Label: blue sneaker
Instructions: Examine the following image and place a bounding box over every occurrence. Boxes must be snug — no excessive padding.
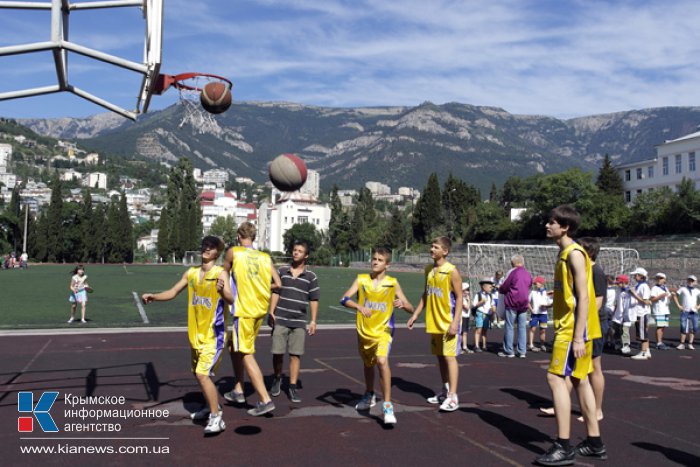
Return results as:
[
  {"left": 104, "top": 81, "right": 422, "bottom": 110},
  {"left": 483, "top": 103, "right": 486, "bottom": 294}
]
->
[
  {"left": 355, "top": 392, "right": 376, "bottom": 411},
  {"left": 383, "top": 402, "right": 396, "bottom": 424}
]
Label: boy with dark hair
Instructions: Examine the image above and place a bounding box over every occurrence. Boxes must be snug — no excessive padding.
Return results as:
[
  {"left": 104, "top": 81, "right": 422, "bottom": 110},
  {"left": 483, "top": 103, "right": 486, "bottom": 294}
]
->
[
  {"left": 536, "top": 205, "right": 605, "bottom": 466},
  {"left": 142, "top": 236, "right": 233, "bottom": 434},
  {"left": 340, "top": 246, "right": 414, "bottom": 425},
  {"left": 408, "top": 236, "right": 463, "bottom": 412},
  {"left": 268, "top": 239, "right": 320, "bottom": 403}
]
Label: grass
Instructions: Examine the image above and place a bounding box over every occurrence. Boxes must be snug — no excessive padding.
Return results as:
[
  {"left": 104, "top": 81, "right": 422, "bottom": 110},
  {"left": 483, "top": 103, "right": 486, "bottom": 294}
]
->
[{"left": 0, "top": 264, "right": 425, "bottom": 329}]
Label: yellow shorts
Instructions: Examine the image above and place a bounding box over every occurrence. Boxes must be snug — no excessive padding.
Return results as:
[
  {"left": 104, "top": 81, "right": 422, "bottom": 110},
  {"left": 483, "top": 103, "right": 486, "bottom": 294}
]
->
[
  {"left": 230, "top": 316, "right": 263, "bottom": 354},
  {"left": 191, "top": 346, "right": 224, "bottom": 376},
  {"left": 548, "top": 339, "right": 593, "bottom": 380},
  {"left": 357, "top": 332, "right": 392, "bottom": 367},
  {"left": 431, "top": 333, "right": 460, "bottom": 357}
]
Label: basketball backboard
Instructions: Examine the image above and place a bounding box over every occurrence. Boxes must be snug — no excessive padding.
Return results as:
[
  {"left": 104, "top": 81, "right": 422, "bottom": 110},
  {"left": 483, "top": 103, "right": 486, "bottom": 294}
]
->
[{"left": 0, "top": 0, "right": 163, "bottom": 120}]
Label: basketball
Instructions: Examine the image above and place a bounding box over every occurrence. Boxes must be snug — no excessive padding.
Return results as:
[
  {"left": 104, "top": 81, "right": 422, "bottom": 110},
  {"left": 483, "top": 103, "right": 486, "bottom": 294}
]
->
[
  {"left": 269, "top": 154, "right": 308, "bottom": 192},
  {"left": 200, "top": 81, "right": 232, "bottom": 114},
  {"left": 85, "top": 286, "right": 94, "bottom": 294}
]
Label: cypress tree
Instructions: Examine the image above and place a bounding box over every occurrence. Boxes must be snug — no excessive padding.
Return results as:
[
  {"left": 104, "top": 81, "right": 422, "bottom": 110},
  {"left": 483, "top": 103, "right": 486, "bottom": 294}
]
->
[
  {"left": 413, "top": 173, "right": 443, "bottom": 243},
  {"left": 596, "top": 154, "right": 624, "bottom": 196},
  {"left": 118, "top": 192, "right": 134, "bottom": 262},
  {"left": 80, "top": 190, "right": 93, "bottom": 262},
  {"left": 45, "top": 174, "right": 64, "bottom": 262}
]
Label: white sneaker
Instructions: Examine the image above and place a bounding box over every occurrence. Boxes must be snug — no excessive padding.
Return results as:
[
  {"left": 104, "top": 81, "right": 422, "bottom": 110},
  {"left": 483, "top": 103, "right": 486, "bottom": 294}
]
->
[
  {"left": 621, "top": 345, "right": 631, "bottom": 355},
  {"left": 203, "top": 411, "right": 225, "bottom": 434},
  {"left": 355, "top": 392, "right": 376, "bottom": 411},
  {"left": 427, "top": 383, "right": 449, "bottom": 404},
  {"left": 676, "top": 343, "right": 686, "bottom": 350},
  {"left": 67, "top": 317, "right": 75, "bottom": 323},
  {"left": 190, "top": 404, "right": 221, "bottom": 420},
  {"left": 383, "top": 402, "right": 397, "bottom": 425},
  {"left": 439, "top": 393, "right": 459, "bottom": 412},
  {"left": 631, "top": 351, "right": 649, "bottom": 360},
  {"left": 688, "top": 344, "right": 696, "bottom": 350}
]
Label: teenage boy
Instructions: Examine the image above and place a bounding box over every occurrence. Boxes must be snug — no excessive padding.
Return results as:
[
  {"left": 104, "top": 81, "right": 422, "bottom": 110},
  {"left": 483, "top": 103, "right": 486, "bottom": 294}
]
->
[
  {"left": 223, "top": 222, "right": 282, "bottom": 416},
  {"left": 408, "top": 236, "right": 463, "bottom": 412},
  {"left": 650, "top": 273, "right": 671, "bottom": 350},
  {"left": 340, "top": 246, "right": 414, "bottom": 425},
  {"left": 268, "top": 240, "right": 320, "bottom": 403},
  {"left": 536, "top": 205, "right": 605, "bottom": 466},
  {"left": 142, "top": 236, "right": 233, "bottom": 434}
]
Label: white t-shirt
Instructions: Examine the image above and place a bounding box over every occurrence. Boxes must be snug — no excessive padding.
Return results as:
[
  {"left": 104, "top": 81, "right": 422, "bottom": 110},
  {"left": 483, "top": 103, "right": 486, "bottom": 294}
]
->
[
  {"left": 605, "top": 287, "right": 617, "bottom": 312},
  {"left": 629, "top": 281, "right": 651, "bottom": 318},
  {"left": 677, "top": 286, "right": 700, "bottom": 312},
  {"left": 462, "top": 293, "right": 471, "bottom": 318},
  {"left": 650, "top": 285, "right": 670, "bottom": 316},
  {"left": 613, "top": 289, "right": 631, "bottom": 324},
  {"left": 71, "top": 274, "right": 88, "bottom": 291},
  {"left": 529, "top": 289, "right": 552, "bottom": 315},
  {"left": 472, "top": 291, "right": 494, "bottom": 315}
]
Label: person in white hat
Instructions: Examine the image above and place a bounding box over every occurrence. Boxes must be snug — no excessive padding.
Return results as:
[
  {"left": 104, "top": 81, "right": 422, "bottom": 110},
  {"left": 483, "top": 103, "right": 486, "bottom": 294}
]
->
[
  {"left": 629, "top": 267, "right": 652, "bottom": 360},
  {"left": 672, "top": 275, "right": 700, "bottom": 350},
  {"left": 650, "top": 273, "right": 672, "bottom": 350}
]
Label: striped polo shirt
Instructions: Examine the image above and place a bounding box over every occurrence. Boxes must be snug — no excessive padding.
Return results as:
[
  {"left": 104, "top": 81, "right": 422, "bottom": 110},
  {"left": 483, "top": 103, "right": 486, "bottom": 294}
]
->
[{"left": 272, "top": 265, "right": 320, "bottom": 329}]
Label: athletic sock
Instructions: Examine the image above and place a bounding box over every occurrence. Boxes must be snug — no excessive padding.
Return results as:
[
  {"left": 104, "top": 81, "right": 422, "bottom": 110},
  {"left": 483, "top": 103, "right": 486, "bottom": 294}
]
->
[
  {"left": 289, "top": 383, "right": 297, "bottom": 389},
  {"left": 587, "top": 436, "right": 603, "bottom": 448},
  {"left": 556, "top": 438, "right": 570, "bottom": 449}
]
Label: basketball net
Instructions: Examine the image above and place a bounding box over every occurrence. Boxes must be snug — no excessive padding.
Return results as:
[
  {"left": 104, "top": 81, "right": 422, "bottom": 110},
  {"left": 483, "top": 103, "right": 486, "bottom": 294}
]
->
[{"left": 175, "top": 75, "right": 226, "bottom": 135}]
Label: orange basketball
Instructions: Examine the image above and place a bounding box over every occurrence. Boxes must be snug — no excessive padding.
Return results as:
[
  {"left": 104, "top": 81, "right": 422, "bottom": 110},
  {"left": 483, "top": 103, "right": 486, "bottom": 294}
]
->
[{"left": 200, "top": 82, "right": 232, "bottom": 114}]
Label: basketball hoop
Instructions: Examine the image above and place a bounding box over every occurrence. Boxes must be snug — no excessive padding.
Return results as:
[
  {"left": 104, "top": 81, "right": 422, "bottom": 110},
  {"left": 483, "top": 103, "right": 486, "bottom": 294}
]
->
[{"left": 153, "top": 72, "right": 233, "bottom": 134}]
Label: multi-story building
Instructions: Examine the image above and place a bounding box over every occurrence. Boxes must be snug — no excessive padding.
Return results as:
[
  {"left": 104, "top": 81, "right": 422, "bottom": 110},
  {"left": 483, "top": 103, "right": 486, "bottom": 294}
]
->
[
  {"left": 300, "top": 169, "right": 320, "bottom": 197},
  {"left": 618, "top": 128, "right": 700, "bottom": 203},
  {"left": 365, "top": 181, "right": 390, "bottom": 196},
  {"left": 200, "top": 189, "right": 257, "bottom": 234},
  {"left": 202, "top": 169, "right": 229, "bottom": 187},
  {"left": 83, "top": 172, "right": 108, "bottom": 190},
  {"left": 258, "top": 192, "right": 331, "bottom": 253},
  {"left": 0, "top": 143, "right": 11, "bottom": 171}
]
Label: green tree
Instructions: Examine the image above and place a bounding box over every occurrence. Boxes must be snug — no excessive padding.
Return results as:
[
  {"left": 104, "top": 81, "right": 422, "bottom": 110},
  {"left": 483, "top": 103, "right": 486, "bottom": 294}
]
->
[
  {"left": 80, "top": 190, "right": 94, "bottom": 262},
  {"left": 664, "top": 178, "right": 700, "bottom": 233},
  {"left": 383, "top": 205, "right": 408, "bottom": 250},
  {"left": 596, "top": 154, "right": 624, "bottom": 196},
  {"left": 282, "top": 222, "right": 321, "bottom": 256},
  {"left": 209, "top": 215, "right": 237, "bottom": 243},
  {"left": 413, "top": 173, "right": 443, "bottom": 243},
  {"left": 627, "top": 187, "right": 674, "bottom": 234},
  {"left": 45, "top": 174, "right": 64, "bottom": 262},
  {"left": 117, "top": 192, "right": 134, "bottom": 262},
  {"left": 328, "top": 185, "right": 351, "bottom": 254}
]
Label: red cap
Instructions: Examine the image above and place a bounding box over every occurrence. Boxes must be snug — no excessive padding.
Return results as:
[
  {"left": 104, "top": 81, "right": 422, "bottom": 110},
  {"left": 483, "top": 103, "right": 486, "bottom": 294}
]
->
[
  {"left": 533, "top": 276, "right": 546, "bottom": 284},
  {"left": 616, "top": 274, "right": 629, "bottom": 284}
]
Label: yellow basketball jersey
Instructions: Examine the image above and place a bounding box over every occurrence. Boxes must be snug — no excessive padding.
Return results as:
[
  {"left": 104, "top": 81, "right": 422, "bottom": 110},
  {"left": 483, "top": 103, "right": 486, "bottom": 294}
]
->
[
  {"left": 186, "top": 265, "right": 228, "bottom": 350},
  {"left": 230, "top": 246, "right": 273, "bottom": 319},
  {"left": 552, "top": 242, "right": 602, "bottom": 342},
  {"left": 356, "top": 274, "right": 397, "bottom": 340},
  {"left": 424, "top": 262, "right": 457, "bottom": 334}
]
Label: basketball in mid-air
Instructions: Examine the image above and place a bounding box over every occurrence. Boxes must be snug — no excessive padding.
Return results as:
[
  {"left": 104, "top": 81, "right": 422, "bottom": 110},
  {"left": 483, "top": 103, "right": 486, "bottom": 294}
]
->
[
  {"left": 200, "top": 81, "right": 232, "bottom": 114},
  {"left": 269, "top": 154, "right": 308, "bottom": 192}
]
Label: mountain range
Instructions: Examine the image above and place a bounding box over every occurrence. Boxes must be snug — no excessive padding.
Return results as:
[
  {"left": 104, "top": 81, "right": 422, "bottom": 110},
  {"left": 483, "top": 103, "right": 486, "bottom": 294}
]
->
[{"left": 17, "top": 102, "right": 700, "bottom": 194}]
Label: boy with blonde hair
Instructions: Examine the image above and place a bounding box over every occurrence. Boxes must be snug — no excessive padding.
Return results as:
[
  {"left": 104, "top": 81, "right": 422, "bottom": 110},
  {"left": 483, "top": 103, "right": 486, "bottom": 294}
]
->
[
  {"left": 408, "top": 236, "right": 463, "bottom": 412},
  {"left": 223, "top": 222, "right": 282, "bottom": 416},
  {"left": 340, "top": 246, "right": 414, "bottom": 425}
]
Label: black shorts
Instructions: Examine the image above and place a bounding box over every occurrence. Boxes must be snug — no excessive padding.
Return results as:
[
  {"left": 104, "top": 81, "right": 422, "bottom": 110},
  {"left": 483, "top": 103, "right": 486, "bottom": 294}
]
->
[
  {"left": 461, "top": 316, "right": 471, "bottom": 332},
  {"left": 592, "top": 337, "right": 604, "bottom": 358}
]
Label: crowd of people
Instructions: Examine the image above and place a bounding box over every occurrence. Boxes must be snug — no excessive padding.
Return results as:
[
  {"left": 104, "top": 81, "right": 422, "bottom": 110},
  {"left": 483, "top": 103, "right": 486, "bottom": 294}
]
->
[
  {"left": 2, "top": 251, "right": 28, "bottom": 269},
  {"left": 137, "top": 206, "right": 698, "bottom": 466}
]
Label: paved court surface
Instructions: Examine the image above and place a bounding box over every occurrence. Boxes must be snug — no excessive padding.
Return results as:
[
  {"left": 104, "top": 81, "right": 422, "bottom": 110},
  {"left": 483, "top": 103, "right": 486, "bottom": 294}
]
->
[{"left": 1, "top": 326, "right": 699, "bottom": 466}]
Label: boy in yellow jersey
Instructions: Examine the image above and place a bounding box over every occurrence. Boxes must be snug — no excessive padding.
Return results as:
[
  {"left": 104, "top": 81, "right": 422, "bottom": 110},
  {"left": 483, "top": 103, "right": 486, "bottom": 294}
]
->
[
  {"left": 407, "top": 236, "right": 463, "bottom": 412},
  {"left": 536, "top": 205, "right": 606, "bottom": 466},
  {"left": 222, "top": 222, "right": 282, "bottom": 416},
  {"left": 141, "top": 236, "right": 233, "bottom": 435},
  {"left": 340, "top": 246, "right": 414, "bottom": 425}
]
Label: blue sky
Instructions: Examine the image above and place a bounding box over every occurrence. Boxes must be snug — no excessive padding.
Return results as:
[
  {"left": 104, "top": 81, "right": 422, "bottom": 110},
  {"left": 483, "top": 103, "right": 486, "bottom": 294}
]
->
[{"left": 1, "top": 0, "right": 699, "bottom": 120}]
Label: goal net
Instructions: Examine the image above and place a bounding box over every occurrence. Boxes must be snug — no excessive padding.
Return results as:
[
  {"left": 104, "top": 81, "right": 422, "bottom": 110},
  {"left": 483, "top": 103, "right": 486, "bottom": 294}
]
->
[{"left": 466, "top": 243, "right": 639, "bottom": 288}]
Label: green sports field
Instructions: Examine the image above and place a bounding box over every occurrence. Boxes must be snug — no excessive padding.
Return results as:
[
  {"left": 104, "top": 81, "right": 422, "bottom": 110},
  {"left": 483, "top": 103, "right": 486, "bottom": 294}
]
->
[{"left": 0, "top": 265, "right": 425, "bottom": 329}]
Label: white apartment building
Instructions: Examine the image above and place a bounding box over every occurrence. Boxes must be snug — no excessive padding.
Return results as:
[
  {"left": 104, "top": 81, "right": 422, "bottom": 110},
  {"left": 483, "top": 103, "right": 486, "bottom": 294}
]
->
[
  {"left": 200, "top": 189, "right": 257, "bottom": 234},
  {"left": 300, "top": 169, "right": 320, "bottom": 197},
  {"left": 202, "top": 169, "right": 229, "bottom": 187},
  {"left": 365, "top": 181, "right": 390, "bottom": 196},
  {"left": 0, "top": 143, "right": 11, "bottom": 171},
  {"left": 618, "top": 128, "right": 700, "bottom": 203},
  {"left": 258, "top": 192, "right": 331, "bottom": 253}
]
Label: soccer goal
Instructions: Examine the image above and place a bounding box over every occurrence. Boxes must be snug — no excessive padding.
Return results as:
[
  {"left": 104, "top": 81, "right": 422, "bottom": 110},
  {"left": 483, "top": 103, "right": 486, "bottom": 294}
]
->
[
  {"left": 466, "top": 243, "right": 639, "bottom": 287},
  {"left": 182, "top": 251, "right": 226, "bottom": 266}
]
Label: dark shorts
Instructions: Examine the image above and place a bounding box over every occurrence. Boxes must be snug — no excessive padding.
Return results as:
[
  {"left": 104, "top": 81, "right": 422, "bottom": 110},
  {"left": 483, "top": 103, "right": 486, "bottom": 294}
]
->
[
  {"left": 635, "top": 314, "right": 650, "bottom": 341},
  {"left": 461, "top": 316, "right": 471, "bottom": 332}
]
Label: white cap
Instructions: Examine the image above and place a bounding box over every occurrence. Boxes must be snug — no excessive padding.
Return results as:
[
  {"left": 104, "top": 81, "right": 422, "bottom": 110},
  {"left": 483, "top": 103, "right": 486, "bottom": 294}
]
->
[
  {"left": 688, "top": 275, "right": 698, "bottom": 281},
  {"left": 655, "top": 272, "right": 666, "bottom": 279},
  {"left": 462, "top": 282, "right": 470, "bottom": 290},
  {"left": 630, "top": 267, "right": 648, "bottom": 277}
]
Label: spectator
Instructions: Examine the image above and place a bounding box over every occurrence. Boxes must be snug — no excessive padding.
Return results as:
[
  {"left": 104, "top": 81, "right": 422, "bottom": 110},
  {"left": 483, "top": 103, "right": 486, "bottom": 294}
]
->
[{"left": 497, "top": 255, "right": 533, "bottom": 358}]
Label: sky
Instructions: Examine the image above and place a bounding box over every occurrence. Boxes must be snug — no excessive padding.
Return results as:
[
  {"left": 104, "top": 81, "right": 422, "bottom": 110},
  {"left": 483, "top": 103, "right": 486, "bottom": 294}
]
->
[{"left": 0, "top": 0, "right": 699, "bottom": 120}]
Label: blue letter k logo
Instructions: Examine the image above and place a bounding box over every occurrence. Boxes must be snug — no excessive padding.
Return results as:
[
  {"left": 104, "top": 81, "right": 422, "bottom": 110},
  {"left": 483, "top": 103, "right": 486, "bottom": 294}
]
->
[{"left": 18, "top": 392, "right": 59, "bottom": 432}]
